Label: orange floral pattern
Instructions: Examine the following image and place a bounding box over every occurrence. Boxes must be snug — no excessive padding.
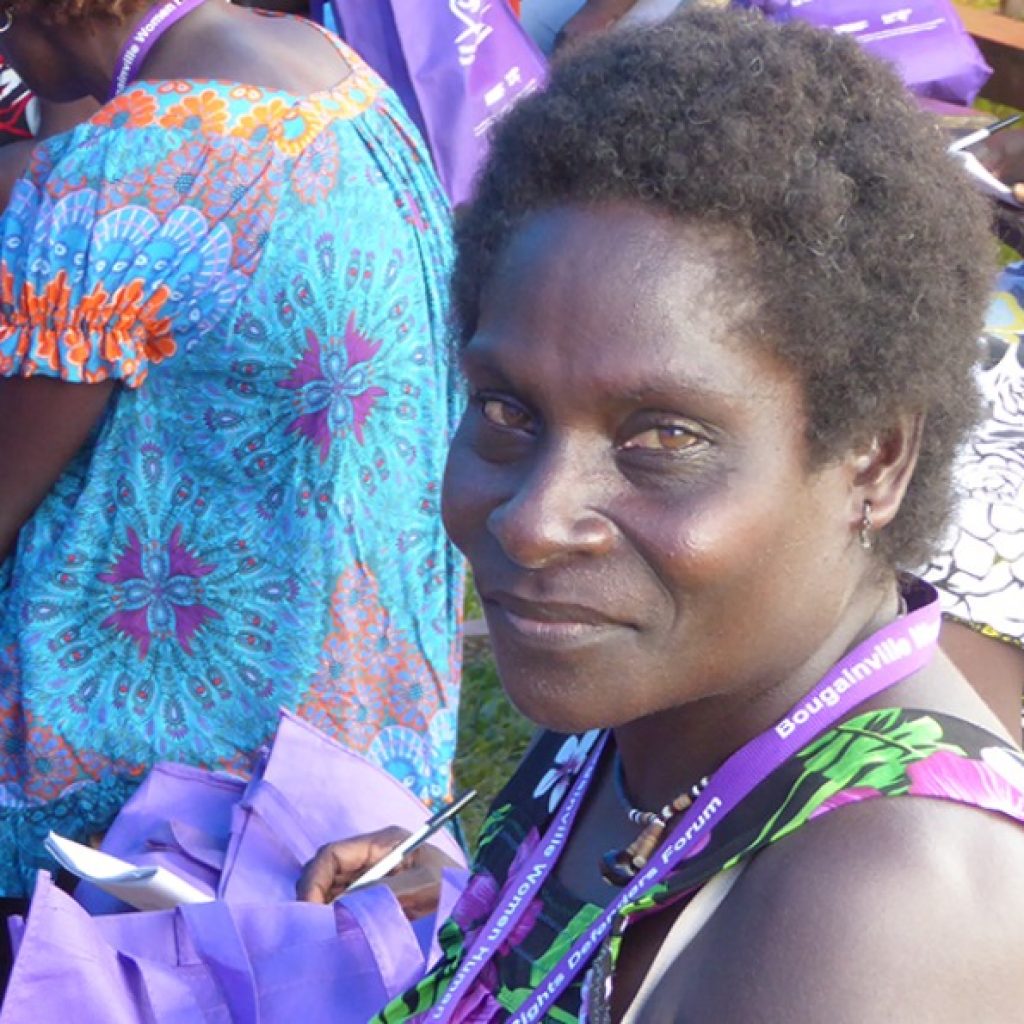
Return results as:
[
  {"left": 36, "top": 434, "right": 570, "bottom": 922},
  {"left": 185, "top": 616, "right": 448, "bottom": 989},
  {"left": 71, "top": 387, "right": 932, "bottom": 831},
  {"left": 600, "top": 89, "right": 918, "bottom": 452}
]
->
[
  {"left": 159, "top": 90, "right": 231, "bottom": 135},
  {"left": 93, "top": 89, "right": 159, "bottom": 130}
]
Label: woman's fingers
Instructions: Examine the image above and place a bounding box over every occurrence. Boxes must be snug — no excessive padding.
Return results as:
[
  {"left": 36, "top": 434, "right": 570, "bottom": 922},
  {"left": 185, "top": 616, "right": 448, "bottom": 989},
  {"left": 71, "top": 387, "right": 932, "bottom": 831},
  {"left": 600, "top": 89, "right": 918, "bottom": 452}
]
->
[
  {"left": 296, "top": 826, "right": 464, "bottom": 920},
  {"left": 976, "top": 130, "right": 1024, "bottom": 186},
  {"left": 296, "top": 826, "right": 412, "bottom": 904}
]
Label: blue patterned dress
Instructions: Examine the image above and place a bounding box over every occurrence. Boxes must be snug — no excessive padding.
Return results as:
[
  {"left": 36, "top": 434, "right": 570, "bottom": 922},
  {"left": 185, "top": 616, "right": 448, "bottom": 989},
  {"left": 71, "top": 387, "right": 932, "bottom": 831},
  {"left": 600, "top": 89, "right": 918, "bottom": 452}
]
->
[{"left": 0, "top": 45, "right": 462, "bottom": 896}]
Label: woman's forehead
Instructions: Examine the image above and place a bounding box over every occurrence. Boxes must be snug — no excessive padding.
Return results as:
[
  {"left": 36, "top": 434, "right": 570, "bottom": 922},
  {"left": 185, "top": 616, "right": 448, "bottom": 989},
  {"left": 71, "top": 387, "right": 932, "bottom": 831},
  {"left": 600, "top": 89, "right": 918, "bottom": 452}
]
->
[{"left": 474, "top": 204, "right": 774, "bottom": 384}]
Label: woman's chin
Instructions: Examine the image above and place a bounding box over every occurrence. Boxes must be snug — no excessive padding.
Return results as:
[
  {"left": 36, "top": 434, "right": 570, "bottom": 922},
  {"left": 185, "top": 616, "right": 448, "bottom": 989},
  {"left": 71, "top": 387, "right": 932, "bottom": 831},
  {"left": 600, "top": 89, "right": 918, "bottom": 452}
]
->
[{"left": 498, "top": 671, "right": 640, "bottom": 736}]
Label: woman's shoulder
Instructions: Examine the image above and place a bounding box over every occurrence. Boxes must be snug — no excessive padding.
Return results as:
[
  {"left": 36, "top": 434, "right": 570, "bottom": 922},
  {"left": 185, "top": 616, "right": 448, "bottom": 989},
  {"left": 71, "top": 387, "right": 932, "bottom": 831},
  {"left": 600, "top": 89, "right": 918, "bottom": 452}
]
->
[
  {"left": 661, "top": 793, "right": 1024, "bottom": 1022},
  {"left": 0, "top": 88, "right": 272, "bottom": 387},
  {"left": 635, "top": 713, "right": 1024, "bottom": 1022},
  {"left": 28, "top": 60, "right": 386, "bottom": 175}
]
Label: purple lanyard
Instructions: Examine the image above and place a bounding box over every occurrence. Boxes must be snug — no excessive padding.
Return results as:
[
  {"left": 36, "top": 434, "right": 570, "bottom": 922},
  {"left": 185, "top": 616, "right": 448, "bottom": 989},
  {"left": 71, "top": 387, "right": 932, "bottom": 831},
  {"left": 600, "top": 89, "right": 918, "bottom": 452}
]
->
[
  {"left": 108, "top": 0, "right": 208, "bottom": 101},
  {"left": 426, "top": 583, "right": 942, "bottom": 1023}
]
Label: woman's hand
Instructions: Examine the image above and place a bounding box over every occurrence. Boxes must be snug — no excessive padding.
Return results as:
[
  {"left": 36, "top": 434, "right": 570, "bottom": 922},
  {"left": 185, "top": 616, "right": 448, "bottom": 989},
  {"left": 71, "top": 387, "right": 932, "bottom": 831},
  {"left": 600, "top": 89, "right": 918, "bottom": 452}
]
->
[
  {"left": 976, "top": 128, "right": 1024, "bottom": 197},
  {"left": 974, "top": 129, "right": 1024, "bottom": 254},
  {"left": 296, "top": 826, "right": 462, "bottom": 920}
]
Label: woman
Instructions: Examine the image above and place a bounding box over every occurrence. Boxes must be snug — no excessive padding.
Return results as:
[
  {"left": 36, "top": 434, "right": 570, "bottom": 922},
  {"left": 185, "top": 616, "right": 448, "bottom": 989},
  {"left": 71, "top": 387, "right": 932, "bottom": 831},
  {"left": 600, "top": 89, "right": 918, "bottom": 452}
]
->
[
  {"left": 0, "top": 0, "right": 462, "bottom": 898},
  {"left": 928, "top": 258, "right": 1024, "bottom": 738},
  {"left": 300, "top": 10, "right": 1024, "bottom": 1021}
]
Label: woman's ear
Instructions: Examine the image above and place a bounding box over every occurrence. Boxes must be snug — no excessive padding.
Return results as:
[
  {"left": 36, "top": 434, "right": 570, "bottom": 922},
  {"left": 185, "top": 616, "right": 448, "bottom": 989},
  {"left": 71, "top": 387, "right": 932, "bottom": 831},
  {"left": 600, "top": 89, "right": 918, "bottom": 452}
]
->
[{"left": 845, "top": 411, "right": 925, "bottom": 538}]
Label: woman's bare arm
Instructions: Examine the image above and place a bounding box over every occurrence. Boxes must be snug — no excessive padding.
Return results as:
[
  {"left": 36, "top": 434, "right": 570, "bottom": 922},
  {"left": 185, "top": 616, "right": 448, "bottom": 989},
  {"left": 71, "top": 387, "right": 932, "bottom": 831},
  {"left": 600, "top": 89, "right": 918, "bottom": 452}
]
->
[{"left": 0, "top": 376, "right": 115, "bottom": 563}]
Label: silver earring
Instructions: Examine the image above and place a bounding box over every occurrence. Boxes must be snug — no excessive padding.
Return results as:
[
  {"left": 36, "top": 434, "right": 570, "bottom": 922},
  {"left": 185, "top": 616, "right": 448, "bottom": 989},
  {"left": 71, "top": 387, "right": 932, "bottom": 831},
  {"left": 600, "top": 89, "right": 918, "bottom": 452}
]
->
[
  {"left": 0, "top": 10, "right": 13, "bottom": 34},
  {"left": 858, "top": 500, "right": 874, "bottom": 551}
]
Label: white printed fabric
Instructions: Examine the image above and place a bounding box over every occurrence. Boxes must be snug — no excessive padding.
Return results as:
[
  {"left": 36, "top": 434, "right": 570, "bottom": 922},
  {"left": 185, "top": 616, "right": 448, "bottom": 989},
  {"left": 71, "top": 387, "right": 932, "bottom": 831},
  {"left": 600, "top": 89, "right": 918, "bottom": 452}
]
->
[{"left": 924, "top": 263, "right": 1024, "bottom": 647}]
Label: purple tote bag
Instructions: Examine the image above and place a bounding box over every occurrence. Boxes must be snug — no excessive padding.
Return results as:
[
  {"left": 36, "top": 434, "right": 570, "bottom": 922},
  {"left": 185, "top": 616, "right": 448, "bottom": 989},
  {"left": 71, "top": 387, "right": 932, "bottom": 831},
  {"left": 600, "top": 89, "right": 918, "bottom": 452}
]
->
[
  {"left": 2, "top": 872, "right": 429, "bottom": 1024},
  {"left": 219, "top": 711, "right": 466, "bottom": 905},
  {"left": 4, "top": 712, "right": 470, "bottom": 1022},
  {"left": 321, "top": 0, "right": 546, "bottom": 205},
  {"left": 740, "top": 0, "right": 991, "bottom": 104},
  {"left": 76, "top": 762, "right": 244, "bottom": 914}
]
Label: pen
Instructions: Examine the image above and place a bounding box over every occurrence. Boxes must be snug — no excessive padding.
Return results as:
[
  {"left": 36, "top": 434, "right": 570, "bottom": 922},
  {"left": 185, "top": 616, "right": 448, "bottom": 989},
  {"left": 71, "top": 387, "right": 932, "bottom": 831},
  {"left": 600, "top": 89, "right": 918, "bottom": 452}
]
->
[
  {"left": 948, "top": 113, "right": 1022, "bottom": 154},
  {"left": 343, "top": 789, "right": 478, "bottom": 895}
]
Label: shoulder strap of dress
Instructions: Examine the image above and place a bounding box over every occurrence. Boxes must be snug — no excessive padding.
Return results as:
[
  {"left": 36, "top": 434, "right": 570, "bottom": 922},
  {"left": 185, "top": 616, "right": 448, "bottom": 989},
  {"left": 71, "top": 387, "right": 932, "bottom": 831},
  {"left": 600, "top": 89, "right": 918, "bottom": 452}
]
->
[{"left": 619, "top": 864, "right": 746, "bottom": 1024}]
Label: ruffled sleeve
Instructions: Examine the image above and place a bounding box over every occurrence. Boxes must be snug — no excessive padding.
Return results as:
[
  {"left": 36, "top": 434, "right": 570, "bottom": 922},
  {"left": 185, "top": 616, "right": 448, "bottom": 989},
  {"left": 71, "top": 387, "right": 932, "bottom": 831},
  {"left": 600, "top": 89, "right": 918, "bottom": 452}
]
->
[{"left": 0, "top": 92, "right": 273, "bottom": 388}]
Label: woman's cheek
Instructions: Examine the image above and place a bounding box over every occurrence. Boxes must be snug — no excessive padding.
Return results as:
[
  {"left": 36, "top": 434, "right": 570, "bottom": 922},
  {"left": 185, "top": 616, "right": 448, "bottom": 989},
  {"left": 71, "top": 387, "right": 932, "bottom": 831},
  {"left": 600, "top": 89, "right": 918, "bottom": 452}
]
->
[{"left": 441, "top": 423, "right": 486, "bottom": 553}]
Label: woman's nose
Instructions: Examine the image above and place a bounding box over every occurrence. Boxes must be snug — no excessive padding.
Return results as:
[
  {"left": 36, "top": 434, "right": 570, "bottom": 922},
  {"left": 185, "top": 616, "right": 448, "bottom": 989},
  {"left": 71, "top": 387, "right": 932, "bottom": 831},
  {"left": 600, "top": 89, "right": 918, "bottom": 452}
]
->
[{"left": 485, "top": 446, "right": 617, "bottom": 570}]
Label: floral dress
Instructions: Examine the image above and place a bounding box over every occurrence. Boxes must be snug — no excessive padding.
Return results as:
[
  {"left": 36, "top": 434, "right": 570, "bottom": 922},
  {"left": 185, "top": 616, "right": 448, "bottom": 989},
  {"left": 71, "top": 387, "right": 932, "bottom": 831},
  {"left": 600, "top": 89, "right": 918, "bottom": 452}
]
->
[
  {"left": 0, "top": 38, "right": 462, "bottom": 896},
  {"left": 376, "top": 710, "right": 1024, "bottom": 1022},
  {"left": 924, "top": 263, "right": 1024, "bottom": 650}
]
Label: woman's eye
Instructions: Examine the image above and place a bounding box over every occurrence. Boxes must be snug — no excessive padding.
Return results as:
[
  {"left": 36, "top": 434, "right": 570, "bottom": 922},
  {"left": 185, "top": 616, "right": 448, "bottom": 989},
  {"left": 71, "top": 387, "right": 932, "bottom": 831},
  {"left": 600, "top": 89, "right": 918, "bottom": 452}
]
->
[
  {"left": 479, "top": 397, "right": 533, "bottom": 432},
  {"left": 622, "top": 426, "right": 702, "bottom": 452}
]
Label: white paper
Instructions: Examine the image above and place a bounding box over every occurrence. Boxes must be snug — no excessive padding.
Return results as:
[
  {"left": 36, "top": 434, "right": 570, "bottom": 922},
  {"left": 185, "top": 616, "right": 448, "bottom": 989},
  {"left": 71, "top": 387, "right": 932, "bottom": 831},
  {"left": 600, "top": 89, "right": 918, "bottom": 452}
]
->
[
  {"left": 44, "top": 832, "right": 214, "bottom": 912},
  {"left": 953, "top": 150, "right": 1024, "bottom": 209}
]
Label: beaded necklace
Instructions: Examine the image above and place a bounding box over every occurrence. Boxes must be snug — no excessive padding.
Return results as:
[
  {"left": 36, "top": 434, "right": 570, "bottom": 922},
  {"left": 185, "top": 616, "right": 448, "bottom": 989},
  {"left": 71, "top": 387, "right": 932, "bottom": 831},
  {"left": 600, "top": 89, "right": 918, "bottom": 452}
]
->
[{"left": 602, "top": 753, "right": 710, "bottom": 886}]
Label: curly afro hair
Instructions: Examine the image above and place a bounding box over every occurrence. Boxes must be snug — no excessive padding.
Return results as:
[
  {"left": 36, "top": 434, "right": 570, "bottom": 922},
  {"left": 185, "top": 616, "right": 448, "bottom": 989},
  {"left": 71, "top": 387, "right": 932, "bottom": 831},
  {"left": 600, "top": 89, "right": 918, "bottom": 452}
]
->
[
  {"left": 454, "top": 7, "right": 995, "bottom": 569},
  {"left": 6, "top": 0, "right": 153, "bottom": 23}
]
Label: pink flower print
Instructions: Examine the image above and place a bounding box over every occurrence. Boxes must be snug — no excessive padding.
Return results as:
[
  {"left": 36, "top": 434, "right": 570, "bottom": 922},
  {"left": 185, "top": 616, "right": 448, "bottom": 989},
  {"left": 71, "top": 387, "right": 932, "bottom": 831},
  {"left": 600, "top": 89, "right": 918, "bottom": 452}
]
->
[
  {"left": 452, "top": 869, "right": 501, "bottom": 935},
  {"left": 449, "top": 961, "right": 503, "bottom": 1024},
  {"left": 278, "top": 316, "right": 386, "bottom": 462},
  {"left": 453, "top": 829, "right": 544, "bottom": 943},
  {"left": 99, "top": 526, "right": 220, "bottom": 658},
  {"left": 507, "top": 827, "right": 541, "bottom": 879},
  {"left": 533, "top": 731, "right": 601, "bottom": 813},
  {"left": 809, "top": 786, "right": 883, "bottom": 820},
  {"left": 907, "top": 750, "right": 1024, "bottom": 822}
]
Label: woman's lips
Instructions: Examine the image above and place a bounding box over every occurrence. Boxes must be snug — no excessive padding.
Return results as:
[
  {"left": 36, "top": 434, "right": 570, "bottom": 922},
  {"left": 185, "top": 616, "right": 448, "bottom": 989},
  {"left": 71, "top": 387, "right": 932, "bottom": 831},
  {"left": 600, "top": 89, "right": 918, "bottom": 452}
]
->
[{"left": 483, "top": 593, "right": 630, "bottom": 648}]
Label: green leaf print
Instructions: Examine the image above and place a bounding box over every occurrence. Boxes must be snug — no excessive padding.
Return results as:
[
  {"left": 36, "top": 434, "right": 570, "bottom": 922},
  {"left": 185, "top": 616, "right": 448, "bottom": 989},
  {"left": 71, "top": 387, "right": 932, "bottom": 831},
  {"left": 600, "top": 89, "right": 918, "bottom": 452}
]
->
[
  {"left": 477, "top": 803, "right": 514, "bottom": 853},
  {"left": 372, "top": 921, "right": 467, "bottom": 1023},
  {"left": 748, "top": 710, "right": 964, "bottom": 852},
  {"left": 528, "top": 903, "right": 605, "bottom": 984}
]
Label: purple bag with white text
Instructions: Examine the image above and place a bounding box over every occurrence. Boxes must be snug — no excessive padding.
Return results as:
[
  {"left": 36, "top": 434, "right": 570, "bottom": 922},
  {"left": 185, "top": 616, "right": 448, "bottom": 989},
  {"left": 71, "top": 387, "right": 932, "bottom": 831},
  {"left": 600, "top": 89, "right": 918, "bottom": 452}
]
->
[
  {"left": 319, "top": 0, "right": 546, "bottom": 205},
  {"left": 739, "top": 0, "right": 991, "bottom": 104}
]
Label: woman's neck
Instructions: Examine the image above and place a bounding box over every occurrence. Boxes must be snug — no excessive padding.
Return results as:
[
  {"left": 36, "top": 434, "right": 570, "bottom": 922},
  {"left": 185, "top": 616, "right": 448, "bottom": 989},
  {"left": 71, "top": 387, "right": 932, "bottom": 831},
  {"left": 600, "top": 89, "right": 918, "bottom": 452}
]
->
[
  {"left": 55, "top": 0, "right": 228, "bottom": 102},
  {"left": 613, "top": 577, "right": 902, "bottom": 813}
]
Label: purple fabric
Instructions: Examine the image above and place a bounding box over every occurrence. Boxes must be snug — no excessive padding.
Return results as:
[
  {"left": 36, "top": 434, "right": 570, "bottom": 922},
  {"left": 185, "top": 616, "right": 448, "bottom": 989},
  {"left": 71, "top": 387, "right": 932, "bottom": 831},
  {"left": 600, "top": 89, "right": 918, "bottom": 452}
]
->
[
  {"left": 739, "top": 0, "right": 991, "bottom": 104},
  {"left": 219, "top": 711, "right": 465, "bottom": 904},
  {"left": 76, "top": 762, "right": 244, "bottom": 915},
  {"left": 1, "top": 873, "right": 426, "bottom": 1024},
  {"left": 328, "top": 0, "right": 546, "bottom": 204},
  {"left": 4, "top": 712, "right": 472, "bottom": 1022}
]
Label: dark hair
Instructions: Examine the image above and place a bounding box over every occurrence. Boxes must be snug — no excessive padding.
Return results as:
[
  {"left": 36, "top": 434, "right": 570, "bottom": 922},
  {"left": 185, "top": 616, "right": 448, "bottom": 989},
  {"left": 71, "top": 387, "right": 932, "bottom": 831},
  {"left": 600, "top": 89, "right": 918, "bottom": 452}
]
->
[
  {"left": 453, "top": 8, "right": 995, "bottom": 567},
  {"left": 7, "top": 0, "right": 153, "bottom": 23}
]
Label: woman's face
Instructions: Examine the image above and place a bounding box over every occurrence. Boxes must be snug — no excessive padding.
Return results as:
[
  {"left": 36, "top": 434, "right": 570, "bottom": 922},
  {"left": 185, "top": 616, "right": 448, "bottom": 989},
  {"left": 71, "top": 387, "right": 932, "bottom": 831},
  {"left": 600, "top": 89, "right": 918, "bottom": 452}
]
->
[{"left": 443, "top": 204, "right": 870, "bottom": 733}]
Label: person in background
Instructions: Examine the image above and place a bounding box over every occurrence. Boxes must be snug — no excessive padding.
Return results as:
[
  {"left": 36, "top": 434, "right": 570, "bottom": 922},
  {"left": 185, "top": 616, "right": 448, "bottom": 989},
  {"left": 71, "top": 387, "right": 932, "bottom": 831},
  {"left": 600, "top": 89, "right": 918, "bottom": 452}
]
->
[
  {"left": 925, "top": 128, "right": 1024, "bottom": 737},
  {"left": 0, "top": 0, "right": 462, "bottom": 906},
  {"left": 300, "top": 12, "right": 1024, "bottom": 1022}
]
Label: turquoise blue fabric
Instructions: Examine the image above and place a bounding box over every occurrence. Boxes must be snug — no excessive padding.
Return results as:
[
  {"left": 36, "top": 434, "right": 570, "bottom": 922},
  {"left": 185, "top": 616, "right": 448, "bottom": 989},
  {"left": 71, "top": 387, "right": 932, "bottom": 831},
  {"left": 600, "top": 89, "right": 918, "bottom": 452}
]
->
[{"left": 0, "top": 47, "right": 463, "bottom": 896}]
